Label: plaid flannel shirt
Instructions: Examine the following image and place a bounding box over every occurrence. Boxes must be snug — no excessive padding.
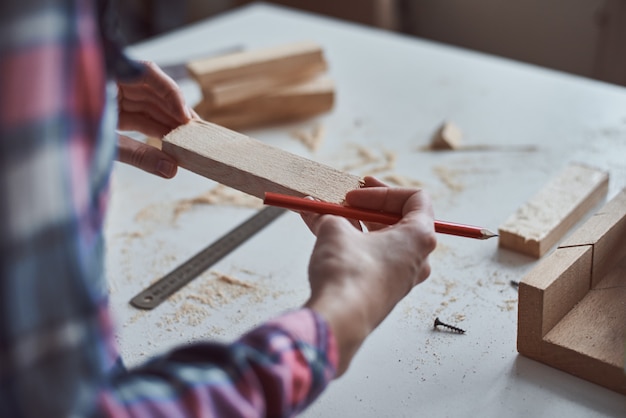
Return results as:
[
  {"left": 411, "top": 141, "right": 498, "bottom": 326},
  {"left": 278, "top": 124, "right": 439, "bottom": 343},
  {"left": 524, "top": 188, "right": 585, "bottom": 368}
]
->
[{"left": 0, "top": 1, "right": 337, "bottom": 416}]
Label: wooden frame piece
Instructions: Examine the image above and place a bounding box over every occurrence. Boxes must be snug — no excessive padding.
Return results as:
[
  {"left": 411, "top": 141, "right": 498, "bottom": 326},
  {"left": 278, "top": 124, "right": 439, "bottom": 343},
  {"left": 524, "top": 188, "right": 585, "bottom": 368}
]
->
[
  {"left": 162, "top": 120, "right": 363, "bottom": 203},
  {"left": 499, "top": 163, "right": 609, "bottom": 258},
  {"left": 517, "top": 188, "right": 626, "bottom": 395},
  {"left": 187, "top": 41, "right": 327, "bottom": 110},
  {"left": 195, "top": 76, "right": 335, "bottom": 130}
]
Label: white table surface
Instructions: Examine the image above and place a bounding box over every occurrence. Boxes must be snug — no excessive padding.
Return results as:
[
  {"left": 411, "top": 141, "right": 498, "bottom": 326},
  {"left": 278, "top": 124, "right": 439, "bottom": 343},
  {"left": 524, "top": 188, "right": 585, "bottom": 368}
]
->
[{"left": 106, "top": 3, "right": 626, "bottom": 417}]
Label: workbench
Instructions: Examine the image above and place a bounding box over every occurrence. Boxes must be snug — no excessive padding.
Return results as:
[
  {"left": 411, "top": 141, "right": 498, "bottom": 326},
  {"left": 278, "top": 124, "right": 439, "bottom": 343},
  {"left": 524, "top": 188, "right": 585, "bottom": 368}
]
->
[{"left": 105, "top": 3, "right": 626, "bottom": 416}]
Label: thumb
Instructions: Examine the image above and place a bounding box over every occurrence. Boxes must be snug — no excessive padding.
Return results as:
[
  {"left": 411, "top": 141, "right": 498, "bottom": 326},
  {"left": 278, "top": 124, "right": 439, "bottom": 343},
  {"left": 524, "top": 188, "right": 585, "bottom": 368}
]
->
[{"left": 117, "top": 135, "right": 178, "bottom": 178}]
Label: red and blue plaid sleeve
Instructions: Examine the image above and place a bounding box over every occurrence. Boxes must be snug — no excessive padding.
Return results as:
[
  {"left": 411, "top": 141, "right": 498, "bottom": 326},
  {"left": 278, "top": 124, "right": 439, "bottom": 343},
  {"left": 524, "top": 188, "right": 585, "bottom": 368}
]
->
[
  {"left": 100, "top": 309, "right": 338, "bottom": 417},
  {"left": 1, "top": 1, "right": 337, "bottom": 417}
]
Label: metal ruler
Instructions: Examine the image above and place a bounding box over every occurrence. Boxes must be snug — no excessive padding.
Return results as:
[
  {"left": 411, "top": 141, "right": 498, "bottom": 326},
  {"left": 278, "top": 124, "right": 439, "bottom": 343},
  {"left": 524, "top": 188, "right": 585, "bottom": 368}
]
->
[{"left": 130, "top": 206, "right": 286, "bottom": 310}]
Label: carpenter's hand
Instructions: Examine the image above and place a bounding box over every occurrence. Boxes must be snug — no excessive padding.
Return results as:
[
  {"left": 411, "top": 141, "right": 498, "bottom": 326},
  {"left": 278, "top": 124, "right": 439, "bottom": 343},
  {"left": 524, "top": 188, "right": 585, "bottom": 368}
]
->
[
  {"left": 302, "top": 177, "right": 437, "bottom": 376},
  {"left": 116, "top": 61, "right": 196, "bottom": 178}
]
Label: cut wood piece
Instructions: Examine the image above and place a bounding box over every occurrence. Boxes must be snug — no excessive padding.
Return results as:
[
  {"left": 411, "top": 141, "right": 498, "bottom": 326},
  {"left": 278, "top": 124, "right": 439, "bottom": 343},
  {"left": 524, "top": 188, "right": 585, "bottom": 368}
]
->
[
  {"left": 162, "top": 120, "right": 363, "bottom": 203},
  {"left": 498, "top": 163, "right": 609, "bottom": 258},
  {"left": 517, "top": 190, "right": 626, "bottom": 395},
  {"left": 559, "top": 188, "right": 626, "bottom": 287},
  {"left": 430, "top": 121, "right": 462, "bottom": 150},
  {"left": 542, "top": 255, "right": 626, "bottom": 393},
  {"left": 187, "top": 41, "right": 325, "bottom": 86},
  {"left": 187, "top": 41, "right": 327, "bottom": 109},
  {"left": 195, "top": 77, "right": 335, "bottom": 130},
  {"left": 517, "top": 245, "right": 592, "bottom": 358},
  {"left": 202, "top": 60, "right": 327, "bottom": 110}
]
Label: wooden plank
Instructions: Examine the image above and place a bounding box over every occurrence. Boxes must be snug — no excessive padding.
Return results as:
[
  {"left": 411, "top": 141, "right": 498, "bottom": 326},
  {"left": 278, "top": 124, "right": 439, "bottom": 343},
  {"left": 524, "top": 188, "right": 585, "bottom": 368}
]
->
[
  {"left": 517, "top": 245, "right": 592, "bottom": 358},
  {"left": 187, "top": 41, "right": 327, "bottom": 109},
  {"left": 559, "top": 188, "right": 626, "bottom": 287},
  {"left": 162, "top": 120, "right": 363, "bottom": 203},
  {"left": 498, "top": 163, "right": 609, "bottom": 258},
  {"left": 195, "top": 76, "right": 335, "bottom": 130},
  {"left": 187, "top": 41, "right": 325, "bottom": 86},
  {"left": 201, "top": 60, "right": 327, "bottom": 110}
]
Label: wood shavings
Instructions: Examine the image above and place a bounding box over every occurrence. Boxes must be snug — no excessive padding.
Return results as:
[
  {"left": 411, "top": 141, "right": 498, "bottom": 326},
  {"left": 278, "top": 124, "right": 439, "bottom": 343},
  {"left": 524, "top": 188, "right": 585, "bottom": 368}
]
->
[
  {"left": 365, "top": 149, "right": 397, "bottom": 176},
  {"left": 173, "top": 184, "right": 263, "bottom": 220},
  {"left": 499, "top": 299, "right": 518, "bottom": 312},
  {"left": 341, "top": 144, "right": 397, "bottom": 176},
  {"left": 216, "top": 272, "right": 256, "bottom": 288},
  {"left": 163, "top": 270, "right": 270, "bottom": 326},
  {"left": 290, "top": 123, "right": 325, "bottom": 152},
  {"left": 381, "top": 174, "right": 423, "bottom": 188},
  {"left": 433, "top": 166, "right": 464, "bottom": 192}
]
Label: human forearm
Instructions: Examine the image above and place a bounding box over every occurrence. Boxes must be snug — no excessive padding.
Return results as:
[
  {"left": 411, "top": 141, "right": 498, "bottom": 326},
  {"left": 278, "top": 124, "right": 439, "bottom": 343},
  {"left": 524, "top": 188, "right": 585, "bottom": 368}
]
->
[{"left": 99, "top": 309, "right": 337, "bottom": 417}]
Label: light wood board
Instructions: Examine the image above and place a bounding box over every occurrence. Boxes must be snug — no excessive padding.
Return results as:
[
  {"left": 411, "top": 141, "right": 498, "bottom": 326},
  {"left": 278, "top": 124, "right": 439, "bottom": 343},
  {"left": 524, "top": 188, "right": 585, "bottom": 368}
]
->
[
  {"left": 187, "top": 41, "right": 327, "bottom": 110},
  {"left": 499, "top": 163, "right": 609, "bottom": 258},
  {"left": 195, "top": 76, "right": 334, "bottom": 130},
  {"left": 162, "top": 120, "right": 363, "bottom": 203}
]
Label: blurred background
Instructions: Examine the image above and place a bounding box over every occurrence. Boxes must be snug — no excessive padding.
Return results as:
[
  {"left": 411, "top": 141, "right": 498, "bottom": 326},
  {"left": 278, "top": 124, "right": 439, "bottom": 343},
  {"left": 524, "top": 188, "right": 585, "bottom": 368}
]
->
[{"left": 117, "top": 0, "right": 626, "bottom": 87}]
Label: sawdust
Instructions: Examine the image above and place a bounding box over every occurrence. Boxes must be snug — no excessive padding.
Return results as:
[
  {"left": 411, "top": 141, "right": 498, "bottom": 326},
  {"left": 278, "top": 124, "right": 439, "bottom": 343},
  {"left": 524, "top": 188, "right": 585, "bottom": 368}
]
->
[
  {"left": 134, "top": 184, "right": 263, "bottom": 227},
  {"left": 382, "top": 174, "right": 423, "bottom": 188},
  {"left": 499, "top": 299, "right": 518, "bottom": 312},
  {"left": 291, "top": 123, "right": 326, "bottom": 152},
  {"left": 163, "top": 270, "right": 270, "bottom": 326},
  {"left": 433, "top": 166, "right": 464, "bottom": 192},
  {"left": 341, "top": 144, "right": 383, "bottom": 172},
  {"left": 364, "top": 149, "right": 397, "bottom": 176},
  {"left": 173, "top": 185, "right": 263, "bottom": 220},
  {"left": 453, "top": 313, "right": 466, "bottom": 322}
]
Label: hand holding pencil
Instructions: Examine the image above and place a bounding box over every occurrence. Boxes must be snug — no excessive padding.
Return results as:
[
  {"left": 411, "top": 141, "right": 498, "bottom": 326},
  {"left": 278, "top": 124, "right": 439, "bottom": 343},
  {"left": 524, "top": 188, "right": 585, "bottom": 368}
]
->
[
  {"left": 302, "top": 177, "right": 437, "bottom": 375},
  {"left": 264, "top": 177, "right": 497, "bottom": 240}
]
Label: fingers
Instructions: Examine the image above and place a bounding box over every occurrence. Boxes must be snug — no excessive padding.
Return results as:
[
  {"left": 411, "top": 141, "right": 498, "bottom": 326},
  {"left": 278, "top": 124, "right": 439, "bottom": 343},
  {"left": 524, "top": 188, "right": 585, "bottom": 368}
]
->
[
  {"left": 128, "top": 61, "right": 191, "bottom": 124},
  {"left": 118, "top": 94, "right": 181, "bottom": 130},
  {"left": 117, "top": 61, "right": 193, "bottom": 139},
  {"left": 300, "top": 207, "right": 361, "bottom": 235},
  {"left": 118, "top": 112, "right": 173, "bottom": 139},
  {"left": 116, "top": 135, "right": 178, "bottom": 178}
]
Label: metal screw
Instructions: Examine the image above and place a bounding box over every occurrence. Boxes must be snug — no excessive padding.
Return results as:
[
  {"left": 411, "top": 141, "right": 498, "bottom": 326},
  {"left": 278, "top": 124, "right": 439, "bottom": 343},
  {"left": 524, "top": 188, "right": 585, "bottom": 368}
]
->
[{"left": 434, "top": 317, "right": 465, "bottom": 334}]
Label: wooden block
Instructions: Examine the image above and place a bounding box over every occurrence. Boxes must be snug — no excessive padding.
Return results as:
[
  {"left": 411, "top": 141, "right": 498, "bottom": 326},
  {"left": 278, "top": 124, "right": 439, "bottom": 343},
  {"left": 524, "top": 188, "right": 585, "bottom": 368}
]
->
[
  {"left": 559, "top": 188, "right": 626, "bottom": 286},
  {"left": 162, "top": 120, "right": 362, "bottom": 203},
  {"left": 498, "top": 163, "right": 609, "bottom": 258},
  {"left": 517, "top": 191, "right": 626, "bottom": 395},
  {"left": 430, "top": 121, "right": 462, "bottom": 150},
  {"left": 202, "top": 60, "right": 327, "bottom": 110},
  {"left": 541, "top": 256, "right": 626, "bottom": 394},
  {"left": 195, "top": 76, "right": 335, "bottom": 130},
  {"left": 187, "top": 41, "right": 327, "bottom": 109},
  {"left": 517, "top": 245, "right": 592, "bottom": 358}
]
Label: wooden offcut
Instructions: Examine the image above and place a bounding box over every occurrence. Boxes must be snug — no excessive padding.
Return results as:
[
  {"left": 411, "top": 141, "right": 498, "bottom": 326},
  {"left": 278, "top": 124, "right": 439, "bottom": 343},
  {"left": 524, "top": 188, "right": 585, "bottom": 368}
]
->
[
  {"left": 195, "top": 77, "right": 335, "bottom": 130},
  {"left": 498, "top": 163, "right": 609, "bottom": 258},
  {"left": 517, "top": 188, "right": 626, "bottom": 395},
  {"left": 430, "top": 121, "right": 462, "bottom": 150},
  {"left": 187, "top": 41, "right": 327, "bottom": 110},
  {"left": 162, "top": 120, "right": 363, "bottom": 203}
]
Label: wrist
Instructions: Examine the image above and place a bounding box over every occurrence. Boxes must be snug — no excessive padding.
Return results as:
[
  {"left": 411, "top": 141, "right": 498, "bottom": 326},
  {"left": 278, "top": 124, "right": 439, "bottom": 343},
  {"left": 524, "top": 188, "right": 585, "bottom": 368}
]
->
[{"left": 304, "top": 282, "right": 372, "bottom": 376}]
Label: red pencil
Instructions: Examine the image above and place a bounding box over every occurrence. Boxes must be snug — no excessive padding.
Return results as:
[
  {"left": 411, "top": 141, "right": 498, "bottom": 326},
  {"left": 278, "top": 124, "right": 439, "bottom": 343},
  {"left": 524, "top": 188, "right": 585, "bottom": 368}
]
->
[{"left": 263, "top": 192, "right": 497, "bottom": 240}]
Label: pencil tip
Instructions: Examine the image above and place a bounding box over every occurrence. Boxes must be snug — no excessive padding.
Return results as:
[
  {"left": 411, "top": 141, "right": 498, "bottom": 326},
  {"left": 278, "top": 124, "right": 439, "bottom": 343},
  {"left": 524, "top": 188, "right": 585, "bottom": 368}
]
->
[{"left": 481, "top": 229, "right": 499, "bottom": 239}]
